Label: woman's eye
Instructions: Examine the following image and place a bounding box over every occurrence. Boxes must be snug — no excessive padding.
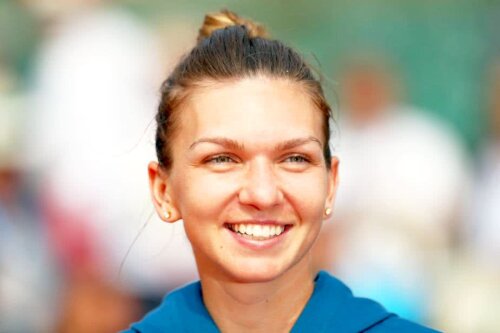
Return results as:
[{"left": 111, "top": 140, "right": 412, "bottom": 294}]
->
[
  {"left": 207, "top": 155, "right": 235, "bottom": 164},
  {"left": 284, "top": 155, "right": 309, "bottom": 163}
]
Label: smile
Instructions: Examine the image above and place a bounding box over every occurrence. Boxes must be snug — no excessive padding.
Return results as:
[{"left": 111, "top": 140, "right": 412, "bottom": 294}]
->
[{"left": 225, "top": 223, "right": 290, "bottom": 241}]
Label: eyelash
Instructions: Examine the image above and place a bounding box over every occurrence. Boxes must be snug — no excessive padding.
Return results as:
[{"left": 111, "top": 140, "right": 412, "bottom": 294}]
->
[
  {"left": 283, "top": 154, "right": 310, "bottom": 163},
  {"left": 205, "top": 154, "right": 236, "bottom": 164}
]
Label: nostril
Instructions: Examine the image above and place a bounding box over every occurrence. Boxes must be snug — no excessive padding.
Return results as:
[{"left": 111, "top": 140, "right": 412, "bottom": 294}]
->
[{"left": 238, "top": 186, "right": 283, "bottom": 209}]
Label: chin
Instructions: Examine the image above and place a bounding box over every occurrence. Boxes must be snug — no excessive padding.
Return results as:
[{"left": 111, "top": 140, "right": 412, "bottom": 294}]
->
[{"left": 225, "top": 259, "right": 293, "bottom": 284}]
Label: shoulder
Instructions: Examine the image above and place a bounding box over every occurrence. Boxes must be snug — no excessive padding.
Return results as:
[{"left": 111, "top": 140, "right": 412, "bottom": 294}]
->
[
  {"left": 364, "top": 316, "right": 441, "bottom": 333},
  {"left": 121, "top": 281, "right": 218, "bottom": 333},
  {"left": 292, "top": 271, "right": 441, "bottom": 333}
]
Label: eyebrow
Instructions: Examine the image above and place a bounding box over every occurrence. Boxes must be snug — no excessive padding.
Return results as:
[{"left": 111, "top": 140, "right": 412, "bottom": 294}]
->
[
  {"left": 189, "top": 137, "right": 245, "bottom": 151},
  {"left": 275, "top": 136, "right": 322, "bottom": 151},
  {"left": 189, "top": 136, "right": 322, "bottom": 151}
]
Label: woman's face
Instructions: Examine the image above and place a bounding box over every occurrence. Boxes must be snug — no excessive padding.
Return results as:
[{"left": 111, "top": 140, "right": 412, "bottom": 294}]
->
[{"left": 150, "top": 76, "right": 338, "bottom": 283}]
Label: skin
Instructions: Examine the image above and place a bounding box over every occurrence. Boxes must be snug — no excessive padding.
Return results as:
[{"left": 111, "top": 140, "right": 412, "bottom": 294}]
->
[{"left": 148, "top": 76, "right": 339, "bottom": 332}]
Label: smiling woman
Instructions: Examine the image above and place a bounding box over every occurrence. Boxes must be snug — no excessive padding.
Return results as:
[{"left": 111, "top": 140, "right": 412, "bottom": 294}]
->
[
  {"left": 122, "top": 9, "right": 438, "bottom": 333},
  {"left": 158, "top": 77, "right": 332, "bottom": 286}
]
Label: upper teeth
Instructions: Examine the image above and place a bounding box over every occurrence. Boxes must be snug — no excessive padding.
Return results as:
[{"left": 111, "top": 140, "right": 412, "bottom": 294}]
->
[{"left": 230, "top": 224, "right": 285, "bottom": 237}]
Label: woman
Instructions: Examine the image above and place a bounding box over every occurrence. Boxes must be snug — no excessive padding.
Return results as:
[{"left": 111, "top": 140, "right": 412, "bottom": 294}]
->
[{"left": 124, "top": 10, "right": 438, "bottom": 333}]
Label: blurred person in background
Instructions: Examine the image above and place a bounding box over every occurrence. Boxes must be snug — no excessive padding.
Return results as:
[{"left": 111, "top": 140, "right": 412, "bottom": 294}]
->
[
  {"left": 22, "top": 0, "right": 197, "bottom": 331},
  {"left": 467, "top": 60, "right": 500, "bottom": 270},
  {"left": 315, "top": 54, "right": 470, "bottom": 323},
  {"left": 0, "top": 64, "right": 60, "bottom": 333},
  {"left": 433, "top": 59, "right": 500, "bottom": 333}
]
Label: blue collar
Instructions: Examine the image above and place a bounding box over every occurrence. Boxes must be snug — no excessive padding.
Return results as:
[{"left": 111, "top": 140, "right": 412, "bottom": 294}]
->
[{"left": 126, "top": 271, "right": 434, "bottom": 332}]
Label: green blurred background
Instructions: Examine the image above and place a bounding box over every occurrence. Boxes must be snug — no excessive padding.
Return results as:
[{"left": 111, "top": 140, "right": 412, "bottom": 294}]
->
[{"left": 2, "top": 0, "right": 499, "bottom": 151}]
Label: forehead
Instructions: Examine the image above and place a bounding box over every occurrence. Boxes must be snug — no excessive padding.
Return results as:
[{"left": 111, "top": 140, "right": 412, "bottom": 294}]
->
[{"left": 175, "top": 76, "right": 324, "bottom": 145}]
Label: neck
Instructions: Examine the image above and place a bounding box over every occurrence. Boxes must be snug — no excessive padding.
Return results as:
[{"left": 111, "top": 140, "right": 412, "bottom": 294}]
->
[{"left": 200, "top": 256, "right": 316, "bottom": 333}]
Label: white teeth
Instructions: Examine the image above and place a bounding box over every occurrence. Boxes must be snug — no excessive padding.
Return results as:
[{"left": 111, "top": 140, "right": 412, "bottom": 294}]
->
[
  {"left": 229, "top": 224, "right": 286, "bottom": 238},
  {"left": 262, "top": 225, "right": 270, "bottom": 237},
  {"left": 253, "top": 225, "right": 263, "bottom": 237}
]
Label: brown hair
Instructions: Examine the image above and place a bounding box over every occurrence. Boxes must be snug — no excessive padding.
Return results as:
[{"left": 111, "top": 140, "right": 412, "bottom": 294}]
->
[{"left": 155, "top": 9, "right": 332, "bottom": 169}]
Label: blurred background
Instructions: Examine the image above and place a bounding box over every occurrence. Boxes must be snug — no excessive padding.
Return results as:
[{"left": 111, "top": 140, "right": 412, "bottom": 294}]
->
[{"left": 0, "top": 0, "right": 499, "bottom": 332}]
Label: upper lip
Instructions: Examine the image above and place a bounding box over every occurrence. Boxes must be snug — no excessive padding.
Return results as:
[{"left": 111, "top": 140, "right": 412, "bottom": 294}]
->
[{"left": 226, "top": 219, "right": 290, "bottom": 226}]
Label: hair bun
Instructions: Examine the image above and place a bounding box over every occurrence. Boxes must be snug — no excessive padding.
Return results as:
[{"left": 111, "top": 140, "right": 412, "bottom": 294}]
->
[{"left": 197, "top": 9, "right": 268, "bottom": 42}]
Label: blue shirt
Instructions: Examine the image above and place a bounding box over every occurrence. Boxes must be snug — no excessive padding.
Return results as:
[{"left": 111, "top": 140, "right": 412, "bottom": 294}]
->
[{"left": 123, "top": 271, "right": 440, "bottom": 332}]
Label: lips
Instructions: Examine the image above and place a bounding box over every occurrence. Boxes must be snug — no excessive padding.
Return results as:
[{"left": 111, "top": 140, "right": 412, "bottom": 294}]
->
[
  {"left": 228, "top": 223, "right": 285, "bottom": 238},
  {"left": 224, "top": 221, "right": 292, "bottom": 244}
]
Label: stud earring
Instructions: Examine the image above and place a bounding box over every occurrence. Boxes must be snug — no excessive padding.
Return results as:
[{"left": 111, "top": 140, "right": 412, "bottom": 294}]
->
[
  {"left": 163, "top": 208, "right": 171, "bottom": 219},
  {"left": 325, "top": 207, "right": 332, "bottom": 216}
]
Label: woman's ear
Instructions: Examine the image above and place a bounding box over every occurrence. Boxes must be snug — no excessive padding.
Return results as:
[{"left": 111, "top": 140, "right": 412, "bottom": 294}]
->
[
  {"left": 325, "top": 156, "right": 340, "bottom": 216},
  {"left": 148, "top": 161, "right": 181, "bottom": 222}
]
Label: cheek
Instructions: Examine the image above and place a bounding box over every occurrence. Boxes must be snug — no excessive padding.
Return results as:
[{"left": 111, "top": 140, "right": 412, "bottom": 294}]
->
[
  {"left": 173, "top": 171, "right": 241, "bottom": 220},
  {"left": 282, "top": 171, "right": 329, "bottom": 220}
]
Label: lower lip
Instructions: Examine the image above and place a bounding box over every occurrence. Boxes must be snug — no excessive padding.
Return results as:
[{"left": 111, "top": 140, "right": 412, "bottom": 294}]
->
[{"left": 225, "top": 226, "right": 291, "bottom": 250}]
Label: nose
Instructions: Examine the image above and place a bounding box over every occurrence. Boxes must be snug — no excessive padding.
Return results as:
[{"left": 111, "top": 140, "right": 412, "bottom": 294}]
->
[{"left": 238, "top": 158, "right": 284, "bottom": 210}]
